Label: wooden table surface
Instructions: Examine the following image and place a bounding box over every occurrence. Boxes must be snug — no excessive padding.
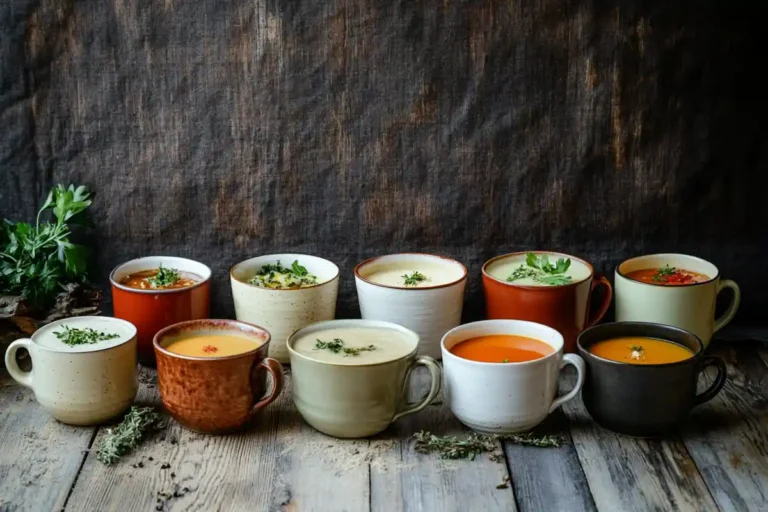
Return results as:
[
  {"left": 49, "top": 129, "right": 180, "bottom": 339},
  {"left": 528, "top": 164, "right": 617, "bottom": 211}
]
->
[{"left": 1, "top": 333, "right": 767, "bottom": 512}]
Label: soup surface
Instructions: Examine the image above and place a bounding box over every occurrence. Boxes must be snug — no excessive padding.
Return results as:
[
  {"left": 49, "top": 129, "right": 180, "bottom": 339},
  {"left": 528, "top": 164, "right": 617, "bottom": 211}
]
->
[
  {"left": 247, "top": 260, "right": 320, "bottom": 289},
  {"left": 292, "top": 327, "right": 414, "bottom": 365},
  {"left": 487, "top": 253, "right": 591, "bottom": 286},
  {"left": 625, "top": 266, "right": 709, "bottom": 286},
  {"left": 589, "top": 337, "right": 694, "bottom": 364},
  {"left": 450, "top": 334, "right": 554, "bottom": 363},
  {"left": 121, "top": 266, "right": 199, "bottom": 290},
  {"left": 362, "top": 260, "right": 463, "bottom": 288},
  {"left": 165, "top": 334, "right": 262, "bottom": 357},
  {"left": 36, "top": 317, "right": 133, "bottom": 352}
]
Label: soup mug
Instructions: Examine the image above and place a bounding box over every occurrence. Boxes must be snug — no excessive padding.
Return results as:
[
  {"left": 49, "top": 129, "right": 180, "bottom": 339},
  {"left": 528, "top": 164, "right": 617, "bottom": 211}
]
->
[
  {"left": 615, "top": 254, "right": 740, "bottom": 347},
  {"left": 577, "top": 322, "right": 727, "bottom": 437},
  {"left": 441, "top": 320, "right": 585, "bottom": 434},
  {"left": 154, "top": 319, "right": 284, "bottom": 434}
]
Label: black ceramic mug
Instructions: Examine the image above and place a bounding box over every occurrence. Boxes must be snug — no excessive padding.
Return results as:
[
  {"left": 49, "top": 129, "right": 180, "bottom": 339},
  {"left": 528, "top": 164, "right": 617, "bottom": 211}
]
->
[{"left": 577, "top": 322, "right": 727, "bottom": 437}]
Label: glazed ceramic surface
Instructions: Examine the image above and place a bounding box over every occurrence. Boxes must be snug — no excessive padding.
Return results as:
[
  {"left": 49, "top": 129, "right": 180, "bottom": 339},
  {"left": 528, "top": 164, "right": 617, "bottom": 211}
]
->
[
  {"left": 482, "top": 251, "right": 612, "bottom": 353},
  {"left": 287, "top": 319, "right": 441, "bottom": 438},
  {"left": 111, "top": 256, "right": 211, "bottom": 365},
  {"left": 354, "top": 253, "right": 467, "bottom": 359},
  {"left": 154, "top": 319, "right": 284, "bottom": 434},
  {"left": 577, "top": 322, "right": 727, "bottom": 437},
  {"left": 441, "top": 319, "right": 585, "bottom": 434},
  {"left": 230, "top": 254, "right": 339, "bottom": 363},
  {"left": 4, "top": 316, "right": 138, "bottom": 426},
  {"left": 615, "top": 254, "right": 740, "bottom": 347}
]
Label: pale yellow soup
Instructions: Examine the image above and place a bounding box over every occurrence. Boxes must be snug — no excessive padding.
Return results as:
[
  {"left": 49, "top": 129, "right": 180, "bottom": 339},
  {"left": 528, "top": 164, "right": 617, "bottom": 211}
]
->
[
  {"left": 292, "top": 327, "right": 414, "bottom": 365},
  {"left": 165, "top": 334, "right": 262, "bottom": 357}
]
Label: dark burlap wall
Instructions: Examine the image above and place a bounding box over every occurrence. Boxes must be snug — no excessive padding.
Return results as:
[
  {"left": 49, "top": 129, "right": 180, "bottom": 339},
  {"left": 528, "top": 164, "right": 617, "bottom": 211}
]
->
[{"left": 1, "top": 0, "right": 765, "bottom": 323}]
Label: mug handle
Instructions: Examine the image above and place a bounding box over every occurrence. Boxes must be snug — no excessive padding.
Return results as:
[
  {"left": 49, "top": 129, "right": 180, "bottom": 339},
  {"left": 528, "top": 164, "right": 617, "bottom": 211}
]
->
[
  {"left": 4, "top": 338, "right": 33, "bottom": 388},
  {"left": 251, "top": 357, "right": 285, "bottom": 414},
  {"left": 393, "top": 356, "right": 442, "bottom": 422},
  {"left": 694, "top": 356, "right": 727, "bottom": 405},
  {"left": 586, "top": 276, "right": 613, "bottom": 328},
  {"left": 548, "top": 354, "right": 585, "bottom": 413},
  {"left": 713, "top": 280, "right": 741, "bottom": 334}
]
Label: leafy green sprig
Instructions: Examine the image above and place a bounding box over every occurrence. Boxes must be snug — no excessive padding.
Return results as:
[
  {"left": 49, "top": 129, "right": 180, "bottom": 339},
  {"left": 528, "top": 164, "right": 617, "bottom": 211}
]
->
[
  {"left": 506, "top": 253, "right": 573, "bottom": 286},
  {"left": 96, "top": 407, "right": 165, "bottom": 465},
  {"left": 146, "top": 265, "right": 181, "bottom": 288},
  {"left": 53, "top": 325, "right": 119, "bottom": 347},
  {"left": 651, "top": 265, "right": 676, "bottom": 282},
  {"left": 315, "top": 338, "right": 377, "bottom": 356},
  {"left": 248, "top": 260, "right": 318, "bottom": 289},
  {"left": 402, "top": 271, "right": 428, "bottom": 286}
]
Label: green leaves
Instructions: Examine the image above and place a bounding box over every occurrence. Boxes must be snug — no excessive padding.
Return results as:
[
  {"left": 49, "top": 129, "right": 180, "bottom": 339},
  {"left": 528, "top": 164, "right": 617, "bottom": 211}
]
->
[
  {"left": 652, "top": 265, "right": 676, "bottom": 282},
  {"left": 526, "top": 253, "right": 571, "bottom": 274},
  {"left": 248, "top": 259, "right": 318, "bottom": 289},
  {"left": 402, "top": 270, "right": 428, "bottom": 286},
  {"left": 96, "top": 407, "right": 165, "bottom": 465},
  {"left": 291, "top": 260, "right": 309, "bottom": 277},
  {"left": 146, "top": 265, "right": 181, "bottom": 288},
  {"left": 53, "top": 325, "right": 120, "bottom": 346},
  {"left": 507, "top": 253, "right": 573, "bottom": 286},
  {"left": 314, "top": 338, "right": 377, "bottom": 356}
]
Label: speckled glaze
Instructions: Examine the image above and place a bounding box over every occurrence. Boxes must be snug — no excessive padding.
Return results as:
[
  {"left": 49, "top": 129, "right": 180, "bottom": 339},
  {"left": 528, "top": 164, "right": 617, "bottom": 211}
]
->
[
  {"left": 154, "top": 319, "right": 284, "bottom": 434},
  {"left": 441, "top": 320, "right": 585, "bottom": 434},
  {"left": 111, "top": 256, "right": 212, "bottom": 365},
  {"left": 4, "top": 316, "right": 138, "bottom": 426},
  {"left": 230, "top": 254, "right": 339, "bottom": 363}
]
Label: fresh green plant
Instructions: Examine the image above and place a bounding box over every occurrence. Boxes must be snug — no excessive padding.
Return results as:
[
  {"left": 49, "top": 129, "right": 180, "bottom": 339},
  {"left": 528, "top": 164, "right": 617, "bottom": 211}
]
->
[
  {"left": 506, "top": 252, "right": 573, "bottom": 286},
  {"left": 53, "top": 325, "right": 119, "bottom": 347},
  {"left": 652, "top": 265, "right": 676, "bottom": 282},
  {"left": 248, "top": 260, "right": 318, "bottom": 289},
  {"left": 146, "top": 265, "right": 181, "bottom": 288},
  {"left": 96, "top": 406, "right": 165, "bottom": 465},
  {"left": 402, "top": 270, "right": 428, "bottom": 286}
]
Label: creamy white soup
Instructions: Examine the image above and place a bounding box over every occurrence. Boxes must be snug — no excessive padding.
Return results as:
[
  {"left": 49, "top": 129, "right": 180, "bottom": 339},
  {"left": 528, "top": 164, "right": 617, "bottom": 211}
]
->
[
  {"left": 362, "top": 261, "right": 463, "bottom": 288},
  {"left": 36, "top": 317, "right": 134, "bottom": 352},
  {"left": 487, "top": 253, "right": 591, "bottom": 286},
  {"left": 292, "top": 327, "right": 415, "bottom": 365}
]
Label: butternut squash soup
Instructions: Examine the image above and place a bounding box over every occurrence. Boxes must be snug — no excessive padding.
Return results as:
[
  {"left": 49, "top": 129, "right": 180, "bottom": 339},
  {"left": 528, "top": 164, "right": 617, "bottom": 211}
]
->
[
  {"left": 450, "top": 334, "right": 554, "bottom": 363},
  {"left": 589, "top": 337, "right": 694, "bottom": 364},
  {"left": 121, "top": 265, "right": 200, "bottom": 290},
  {"left": 625, "top": 265, "right": 709, "bottom": 286},
  {"left": 165, "top": 334, "right": 262, "bottom": 357}
]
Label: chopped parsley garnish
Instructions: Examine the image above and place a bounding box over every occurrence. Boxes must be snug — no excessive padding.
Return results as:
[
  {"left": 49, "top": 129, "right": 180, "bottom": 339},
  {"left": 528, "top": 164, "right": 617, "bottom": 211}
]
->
[
  {"left": 54, "top": 325, "right": 120, "bottom": 347},
  {"left": 247, "top": 260, "right": 318, "bottom": 289},
  {"left": 402, "top": 271, "right": 429, "bottom": 287},
  {"left": 506, "top": 253, "right": 573, "bottom": 286},
  {"left": 146, "top": 265, "right": 181, "bottom": 288}
]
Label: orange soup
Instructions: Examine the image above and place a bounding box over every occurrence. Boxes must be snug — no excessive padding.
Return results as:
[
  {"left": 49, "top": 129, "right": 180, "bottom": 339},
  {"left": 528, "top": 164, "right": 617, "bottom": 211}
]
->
[
  {"left": 165, "top": 334, "right": 261, "bottom": 357},
  {"left": 626, "top": 266, "right": 709, "bottom": 286},
  {"left": 589, "top": 337, "right": 694, "bottom": 364},
  {"left": 121, "top": 267, "right": 200, "bottom": 290},
  {"left": 450, "top": 334, "right": 554, "bottom": 363}
]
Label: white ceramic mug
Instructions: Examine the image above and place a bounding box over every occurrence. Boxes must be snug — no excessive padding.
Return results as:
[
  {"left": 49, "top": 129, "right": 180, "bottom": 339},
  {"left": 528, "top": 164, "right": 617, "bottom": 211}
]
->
[
  {"left": 441, "top": 319, "right": 585, "bottom": 434},
  {"left": 354, "top": 253, "right": 467, "bottom": 359},
  {"left": 615, "top": 254, "right": 741, "bottom": 347},
  {"left": 231, "top": 253, "right": 339, "bottom": 363},
  {"left": 4, "top": 316, "right": 139, "bottom": 425}
]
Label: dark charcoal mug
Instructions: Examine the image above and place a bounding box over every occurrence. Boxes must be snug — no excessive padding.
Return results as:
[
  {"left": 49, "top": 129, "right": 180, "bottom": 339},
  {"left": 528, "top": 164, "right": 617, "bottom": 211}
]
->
[{"left": 577, "top": 322, "right": 726, "bottom": 437}]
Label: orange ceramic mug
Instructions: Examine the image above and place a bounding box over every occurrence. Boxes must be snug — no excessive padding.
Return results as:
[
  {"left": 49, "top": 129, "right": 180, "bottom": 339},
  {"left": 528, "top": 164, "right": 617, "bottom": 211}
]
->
[
  {"left": 110, "top": 256, "right": 212, "bottom": 365},
  {"left": 482, "top": 251, "right": 612, "bottom": 353}
]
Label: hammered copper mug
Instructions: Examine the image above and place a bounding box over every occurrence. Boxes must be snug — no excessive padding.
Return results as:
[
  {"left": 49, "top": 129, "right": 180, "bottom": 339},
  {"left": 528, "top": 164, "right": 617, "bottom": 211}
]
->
[{"left": 153, "top": 319, "right": 284, "bottom": 434}]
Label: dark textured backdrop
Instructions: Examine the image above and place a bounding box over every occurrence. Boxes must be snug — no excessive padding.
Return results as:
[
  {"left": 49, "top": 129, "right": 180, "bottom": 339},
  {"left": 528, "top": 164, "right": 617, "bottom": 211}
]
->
[{"left": 1, "top": 0, "right": 765, "bottom": 323}]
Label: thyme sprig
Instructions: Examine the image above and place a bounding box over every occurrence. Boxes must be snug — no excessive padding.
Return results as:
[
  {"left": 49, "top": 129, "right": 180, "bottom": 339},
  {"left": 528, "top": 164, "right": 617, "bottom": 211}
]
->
[
  {"left": 412, "top": 430, "right": 562, "bottom": 461},
  {"left": 146, "top": 265, "right": 181, "bottom": 288},
  {"left": 315, "top": 338, "right": 377, "bottom": 356},
  {"left": 402, "top": 271, "right": 428, "bottom": 287},
  {"left": 53, "top": 325, "right": 120, "bottom": 347},
  {"left": 96, "top": 406, "right": 165, "bottom": 465}
]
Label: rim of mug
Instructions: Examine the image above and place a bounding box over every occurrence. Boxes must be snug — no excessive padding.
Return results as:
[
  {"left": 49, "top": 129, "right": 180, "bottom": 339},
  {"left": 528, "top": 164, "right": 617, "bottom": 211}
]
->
[
  {"left": 615, "top": 253, "right": 720, "bottom": 288},
  {"left": 440, "top": 319, "right": 565, "bottom": 367},
  {"left": 576, "top": 321, "right": 704, "bottom": 368},
  {"left": 482, "top": 250, "right": 595, "bottom": 289},
  {"left": 286, "top": 319, "right": 420, "bottom": 367},
  {"left": 354, "top": 252, "right": 468, "bottom": 291},
  {"left": 230, "top": 253, "right": 340, "bottom": 291},
  {"left": 153, "top": 319, "right": 271, "bottom": 362},
  {"left": 110, "top": 256, "right": 212, "bottom": 295},
  {"left": 27, "top": 316, "right": 138, "bottom": 354}
]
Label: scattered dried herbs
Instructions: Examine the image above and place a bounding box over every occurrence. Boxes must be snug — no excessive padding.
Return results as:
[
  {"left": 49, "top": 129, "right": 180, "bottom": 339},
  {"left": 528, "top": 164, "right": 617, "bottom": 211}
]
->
[
  {"left": 53, "top": 325, "right": 119, "bottom": 346},
  {"left": 96, "top": 406, "right": 165, "bottom": 465},
  {"left": 315, "top": 338, "right": 377, "bottom": 356},
  {"left": 412, "top": 430, "right": 562, "bottom": 461}
]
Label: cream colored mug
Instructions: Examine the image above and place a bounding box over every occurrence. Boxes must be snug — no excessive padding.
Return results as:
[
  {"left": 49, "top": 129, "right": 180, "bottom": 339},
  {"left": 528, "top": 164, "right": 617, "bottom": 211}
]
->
[{"left": 615, "top": 254, "right": 740, "bottom": 347}]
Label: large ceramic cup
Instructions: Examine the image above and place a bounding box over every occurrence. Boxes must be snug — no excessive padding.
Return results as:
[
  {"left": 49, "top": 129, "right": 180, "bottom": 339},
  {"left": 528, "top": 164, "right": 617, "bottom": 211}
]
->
[
  {"left": 4, "top": 316, "right": 138, "bottom": 425},
  {"left": 441, "top": 320, "right": 585, "bottom": 434},
  {"left": 288, "top": 319, "right": 441, "bottom": 438},
  {"left": 354, "top": 253, "right": 467, "bottom": 359},
  {"left": 615, "top": 254, "right": 741, "bottom": 348},
  {"left": 577, "top": 322, "right": 727, "bottom": 437},
  {"left": 231, "top": 253, "right": 339, "bottom": 363},
  {"left": 111, "top": 256, "right": 211, "bottom": 365},
  {"left": 482, "top": 251, "right": 612, "bottom": 353},
  {"left": 154, "top": 319, "right": 284, "bottom": 434}
]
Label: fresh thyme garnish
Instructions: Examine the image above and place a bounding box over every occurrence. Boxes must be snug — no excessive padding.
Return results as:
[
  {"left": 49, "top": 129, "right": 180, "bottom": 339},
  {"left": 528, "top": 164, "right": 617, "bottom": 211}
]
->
[
  {"left": 248, "top": 260, "right": 318, "bottom": 289},
  {"left": 315, "top": 338, "right": 377, "bottom": 357},
  {"left": 53, "top": 325, "right": 120, "bottom": 346},
  {"left": 402, "top": 271, "right": 428, "bottom": 286},
  {"left": 96, "top": 406, "right": 165, "bottom": 465},
  {"left": 506, "top": 253, "right": 573, "bottom": 286},
  {"left": 146, "top": 265, "right": 181, "bottom": 288},
  {"left": 652, "top": 265, "right": 677, "bottom": 282},
  {"left": 412, "top": 430, "right": 562, "bottom": 461}
]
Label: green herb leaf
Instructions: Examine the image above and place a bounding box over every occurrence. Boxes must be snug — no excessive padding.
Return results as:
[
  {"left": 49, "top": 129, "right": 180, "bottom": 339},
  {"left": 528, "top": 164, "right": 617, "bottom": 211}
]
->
[
  {"left": 652, "top": 265, "right": 676, "bottom": 282},
  {"left": 507, "top": 265, "right": 538, "bottom": 282},
  {"left": 412, "top": 430, "right": 562, "bottom": 461},
  {"left": 291, "top": 260, "right": 309, "bottom": 277},
  {"left": 507, "top": 253, "right": 573, "bottom": 286},
  {"left": 53, "top": 325, "right": 120, "bottom": 346},
  {"left": 315, "top": 338, "right": 377, "bottom": 356},
  {"left": 248, "top": 260, "right": 318, "bottom": 289},
  {"left": 402, "top": 271, "right": 428, "bottom": 286},
  {"left": 146, "top": 265, "right": 181, "bottom": 288},
  {"left": 96, "top": 407, "right": 165, "bottom": 465}
]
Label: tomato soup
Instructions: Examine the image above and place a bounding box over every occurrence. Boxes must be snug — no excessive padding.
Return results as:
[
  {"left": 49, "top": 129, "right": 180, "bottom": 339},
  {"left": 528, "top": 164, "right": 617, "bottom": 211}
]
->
[
  {"left": 165, "top": 334, "right": 261, "bottom": 357},
  {"left": 121, "top": 268, "right": 200, "bottom": 290},
  {"left": 450, "top": 334, "right": 554, "bottom": 363},
  {"left": 589, "top": 337, "right": 694, "bottom": 364},
  {"left": 625, "top": 266, "right": 709, "bottom": 286}
]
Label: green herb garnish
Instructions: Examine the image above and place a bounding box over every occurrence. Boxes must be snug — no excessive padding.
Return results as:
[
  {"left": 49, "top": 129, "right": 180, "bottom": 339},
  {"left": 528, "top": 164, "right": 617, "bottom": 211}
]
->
[
  {"left": 629, "top": 345, "right": 645, "bottom": 360},
  {"left": 315, "top": 338, "right": 377, "bottom": 356},
  {"left": 96, "top": 406, "right": 165, "bottom": 465},
  {"left": 145, "top": 264, "right": 181, "bottom": 288},
  {"left": 506, "top": 253, "right": 573, "bottom": 286},
  {"left": 652, "top": 265, "right": 676, "bottom": 282},
  {"left": 402, "top": 271, "right": 428, "bottom": 287},
  {"left": 412, "top": 430, "right": 562, "bottom": 461},
  {"left": 53, "top": 325, "right": 120, "bottom": 346},
  {"left": 248, "top": 260, "right": 318, "bottom": 289},
  {"left": 502, "top": 358, "right": 509, "bottom": 363}
]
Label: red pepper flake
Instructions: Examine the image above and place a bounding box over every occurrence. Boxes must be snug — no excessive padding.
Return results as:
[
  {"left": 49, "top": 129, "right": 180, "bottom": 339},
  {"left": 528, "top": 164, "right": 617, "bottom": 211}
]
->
[{"left": 202, "top": 345, "right": 218, "bottom": 354}]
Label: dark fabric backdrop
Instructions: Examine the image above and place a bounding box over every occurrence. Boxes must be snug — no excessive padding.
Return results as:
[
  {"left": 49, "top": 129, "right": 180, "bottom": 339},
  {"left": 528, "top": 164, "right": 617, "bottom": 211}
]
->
[{"left": 1, "top": 0, "right": 765, "bottom": 323}]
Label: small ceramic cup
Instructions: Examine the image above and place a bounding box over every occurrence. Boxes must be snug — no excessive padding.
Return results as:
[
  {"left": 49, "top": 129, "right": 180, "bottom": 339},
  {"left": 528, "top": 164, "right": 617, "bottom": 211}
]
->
[
  {"left": 287, "top": 319, "right": 441, "bottom": 438},
  {"left": 4, "top": 316, "right": 138, "bottom": 426},
  {"left": 154, "top": 319, "right": 284, "bottom": 434},
  {"left": 615, "top": 254, "right": 741, "bottom": 348},
  {"left": 111, "top": 256, "right": 212, "bottom": 365},
  {"left": 441, "top": 319, "right": 585, "bottom": 434},
  {"left": 577, "top": 322, "right": 727, "bottom": 437},
  {"left": 230, "top": 254, "right": 340, "bottom": 363},
  {"left": 482, "top": 251, "right": 612, "bottom": 353},
  {"left": 354, "top": 253, "right": 468, "bottom": 359}
]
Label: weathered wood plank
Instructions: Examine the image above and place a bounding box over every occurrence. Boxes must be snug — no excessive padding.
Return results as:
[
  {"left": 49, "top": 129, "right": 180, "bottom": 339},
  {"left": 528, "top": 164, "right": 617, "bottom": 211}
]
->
[
  {"left": 0, "top": 372, "right": 96, "bottom": 512},
  {"left": 680, "top": 343, "right": 768, "bottom": 512}
]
